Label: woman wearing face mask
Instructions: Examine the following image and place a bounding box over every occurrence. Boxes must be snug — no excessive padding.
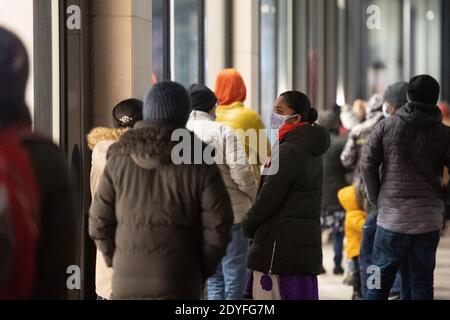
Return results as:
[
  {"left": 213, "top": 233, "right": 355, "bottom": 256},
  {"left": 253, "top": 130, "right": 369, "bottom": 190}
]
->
[{"left": 242, "top": 91, "right": 330, "bottom": 300}]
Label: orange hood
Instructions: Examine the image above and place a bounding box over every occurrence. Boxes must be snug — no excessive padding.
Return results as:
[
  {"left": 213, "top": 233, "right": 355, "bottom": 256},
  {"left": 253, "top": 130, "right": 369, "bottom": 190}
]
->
[{"left": 215, "top": 69, "right": 247, "bottom": 106}]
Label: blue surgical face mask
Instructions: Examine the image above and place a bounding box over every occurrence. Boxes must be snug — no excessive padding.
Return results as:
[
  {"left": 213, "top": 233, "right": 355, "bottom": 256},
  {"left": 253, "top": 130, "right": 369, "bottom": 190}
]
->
[
  {"left": 271, "top": 113, "right": 298, "bottom": 130},
  {"left": 382, "top": 103, "right": 391, "bottom": 119}
]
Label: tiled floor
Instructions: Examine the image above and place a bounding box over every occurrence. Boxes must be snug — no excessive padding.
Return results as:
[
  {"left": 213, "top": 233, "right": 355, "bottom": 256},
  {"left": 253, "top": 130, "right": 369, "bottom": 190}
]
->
[{"left": 318, "top": 228, "right": 450, "bottom": 300}]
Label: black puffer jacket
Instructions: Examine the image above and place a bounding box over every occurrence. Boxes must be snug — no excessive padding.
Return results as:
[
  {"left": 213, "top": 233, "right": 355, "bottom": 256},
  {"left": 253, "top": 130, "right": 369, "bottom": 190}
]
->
[
  {"left": 89, "top": 120, "right": 233, "bottom": 300},
  {"left": 361, "top": 102, "right": 450, "bottom": 234},
  {"left": 322, "top": 133, "right": 348, "bottom": 213},
  {"left": 242, "top": 124, "right": 330, "bottom": 275}
]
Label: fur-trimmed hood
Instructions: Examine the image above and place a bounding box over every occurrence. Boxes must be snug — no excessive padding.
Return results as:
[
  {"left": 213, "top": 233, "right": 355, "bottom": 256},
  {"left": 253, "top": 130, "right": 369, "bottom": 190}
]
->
[
  {"left": 107, "top": 120, "right": 207, "bottom": 170},
  {"left": 87, "top": 127, "right": 128, "bottom": 150}
]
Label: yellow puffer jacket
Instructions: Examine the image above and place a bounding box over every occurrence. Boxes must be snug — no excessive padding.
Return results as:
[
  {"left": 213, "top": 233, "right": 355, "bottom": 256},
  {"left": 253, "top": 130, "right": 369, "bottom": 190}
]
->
[
  {"left": 338, "top": 186, "right": 367, "bottom": 260},
  {"left": 216, "top": 102, "right": 270, "bottom": 181}
]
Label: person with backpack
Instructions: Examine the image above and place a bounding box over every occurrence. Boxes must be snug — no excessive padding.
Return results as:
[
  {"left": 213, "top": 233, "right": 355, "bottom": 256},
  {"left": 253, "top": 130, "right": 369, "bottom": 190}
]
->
[
  {"left": 361, "top": 75, "right": 450, "bottom": 300},
  {"left": 0, "top": 27, "right": 75, "bottom": 300},
  {"left": 0, "top": 126, "right": 40, "bottom": 300}
]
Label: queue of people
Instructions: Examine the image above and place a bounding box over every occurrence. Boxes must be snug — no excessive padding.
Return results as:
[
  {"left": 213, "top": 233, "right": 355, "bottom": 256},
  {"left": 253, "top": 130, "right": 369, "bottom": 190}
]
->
[
  {"left": 323, "top": 76, "right": 449, "bottom": 301},
  {"left": 0, "top": 26, "right": 449, "bottom": 301}
]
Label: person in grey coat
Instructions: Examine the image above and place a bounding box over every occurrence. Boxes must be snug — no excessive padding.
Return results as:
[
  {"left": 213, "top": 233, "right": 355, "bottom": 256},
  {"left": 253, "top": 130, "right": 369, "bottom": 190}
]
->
[
  {"left": 341, "top": 94, "right": 384, "bottom": 182},
  {"left": 362, "top": 75, "right": 450, "bottom": 300}
]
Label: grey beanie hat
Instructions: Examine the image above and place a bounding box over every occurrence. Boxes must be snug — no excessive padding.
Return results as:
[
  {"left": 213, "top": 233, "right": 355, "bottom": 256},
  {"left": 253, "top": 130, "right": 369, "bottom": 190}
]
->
[
  {"left": 319, "top": 110, "right": 340, "bottom": 133},
  {"left": 143, "top": 81, "right": 192, "bottom": 126},
  {"left": 383, "top": 82, "right": 408, "bottom": 110}
]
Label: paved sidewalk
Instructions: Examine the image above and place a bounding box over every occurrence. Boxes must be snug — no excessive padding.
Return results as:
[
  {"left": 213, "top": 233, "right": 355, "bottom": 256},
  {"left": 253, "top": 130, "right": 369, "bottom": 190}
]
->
[{"left": 318, "top": 229, "right": 450, "bottom": 300}]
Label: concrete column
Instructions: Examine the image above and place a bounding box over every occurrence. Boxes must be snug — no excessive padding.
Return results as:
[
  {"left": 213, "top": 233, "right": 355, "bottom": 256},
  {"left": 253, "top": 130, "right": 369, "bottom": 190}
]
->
[
  {"left": 232, "top": 0, "right": 260, "bottom": 111},
  {"left": 91, "top": 0, "right": 152, "bottom": 127},
  {"left": 205, "top": 0, "right": 226, "bottom": 90}
]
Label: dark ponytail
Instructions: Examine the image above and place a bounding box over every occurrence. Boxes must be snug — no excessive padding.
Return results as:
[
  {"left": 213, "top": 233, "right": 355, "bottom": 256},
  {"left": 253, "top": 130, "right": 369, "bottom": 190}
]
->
[
  {"left": 307, "top": 108, "right": 318, "bottom": 124},
  {"left": 280, "top": 91, "right": 317, "bottom": 124}
]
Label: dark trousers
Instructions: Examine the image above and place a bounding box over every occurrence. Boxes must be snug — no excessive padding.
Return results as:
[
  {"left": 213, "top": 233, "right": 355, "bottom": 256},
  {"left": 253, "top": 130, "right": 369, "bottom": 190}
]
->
[
  {"left": 390, "top": 265, "right": 412, "bottom": 299},
  {"left": 360, "top": 211, "right": 412, "bottom": 299},
  {"left": 333, "top": 228, "right": 345, "bottom": 268},
  {"left": 352, "top": 256, "right": 362, "bottom": 296},
  {"left": 359, "top": 210, "right": 378, "bottom": 298},
  {"left": 366, "top": 227, "right": 440, "bottom": 300},
  {"left": 323, "top": 210, "right": 345, "bottom": 268}
]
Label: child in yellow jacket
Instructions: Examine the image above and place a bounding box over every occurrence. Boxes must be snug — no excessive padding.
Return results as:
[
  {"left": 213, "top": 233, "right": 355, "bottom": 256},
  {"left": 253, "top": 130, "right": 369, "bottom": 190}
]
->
[{"left": 338, "top": 185, "right": 367, "bottom": 300}]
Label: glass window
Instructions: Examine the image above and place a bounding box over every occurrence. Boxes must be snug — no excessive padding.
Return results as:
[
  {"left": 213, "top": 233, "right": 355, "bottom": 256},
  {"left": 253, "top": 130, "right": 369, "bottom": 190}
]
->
[
  {"left": 152, "top": 0, "right": 166, "bottom": 82},
  {"left": 410, "top": 0, "right": 441, "bottom": 83},
  {"left": 172, "top": 0, "right": 204, "bottom": 87},
  {"left": 260, "top": 0, "right": 295, "bottom": 140},
  {"left": 366, "top": 0, "right": 403, "bottom": 96},
  {"left": 259, "top": 0, "right": 277, "bottom": 131},
  {"left": 277, "top": 0, "right": 293, "bottom": 94},
  {"left": 152, "top": 0, "right": 205, "bottom": 86}
]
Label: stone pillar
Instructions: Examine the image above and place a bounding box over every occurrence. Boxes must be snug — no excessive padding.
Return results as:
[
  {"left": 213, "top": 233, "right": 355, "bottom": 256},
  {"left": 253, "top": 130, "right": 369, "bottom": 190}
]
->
[
  {"left": 232, "top": 0, "right": 259, "bottom": 111},
  {"left": 91, "top": 0, "right": 152, "bottom": 127}
]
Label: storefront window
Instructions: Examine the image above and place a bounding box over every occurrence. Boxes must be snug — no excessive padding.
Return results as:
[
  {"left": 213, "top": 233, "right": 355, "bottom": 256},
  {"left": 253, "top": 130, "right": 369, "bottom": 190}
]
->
[
  {"left": 152, "top": 0, "right": 166, "bottom": 82},
  {"left": 172, "top": 0, "right": 204, "bottom": 87},
  {"left": 366, "top": 0, "right": 403, "bottom": 96},
  {"left": 277, "top": 0, "right": 293, "bottom": 94},
  {"left": 260, "top": 0, "right": 277, "bottom": 131},
  {"left": 410, "top": 0, "right": 441, "bottom": 83},
  {"left": 153, "top": 0, "right": 205, "bottom": 86}
]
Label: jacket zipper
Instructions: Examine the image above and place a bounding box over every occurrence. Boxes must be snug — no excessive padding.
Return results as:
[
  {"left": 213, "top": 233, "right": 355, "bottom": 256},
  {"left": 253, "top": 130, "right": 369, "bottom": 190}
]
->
[{"left": 269, "top": 241, "right": 277, "bottom": 274}]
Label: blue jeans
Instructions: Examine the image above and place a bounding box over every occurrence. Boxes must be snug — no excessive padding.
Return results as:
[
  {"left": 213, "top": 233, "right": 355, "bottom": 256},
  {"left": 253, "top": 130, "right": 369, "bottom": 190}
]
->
[
  {"left": 333, "top": 229, "right": 344, "bottom": 268},
  {"left": 323, "top": 210, "right": 345, "bottom": 268},
  {"left": 366, "top": 227, "right": 440, "bottom": 300},
  {"left": 359, "top": 209, "right": 378, "bottom": 299},
  {"left": 389, "top": 267, "right": 411, "bottom": 299},
  {"left": 360, "top": 211, "right": 411, "bottom": 299},
  {"left": 390, "top": 271, "right": 402, "bottom": 294},
  {"left": 332, "top": 210, "right": 345, "bottom": 268},
  {"left": 207, "top": 224, "right": 249, "bottom": 300}
]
